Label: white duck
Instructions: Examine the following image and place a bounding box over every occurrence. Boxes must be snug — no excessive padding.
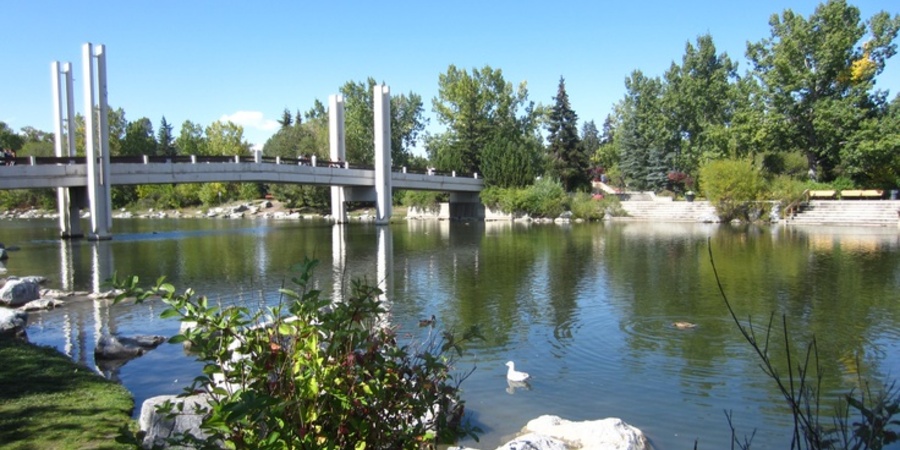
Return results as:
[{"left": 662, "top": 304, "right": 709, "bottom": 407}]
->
[{"left": 505, "top": 361, "right": 530, "bottom": 382}]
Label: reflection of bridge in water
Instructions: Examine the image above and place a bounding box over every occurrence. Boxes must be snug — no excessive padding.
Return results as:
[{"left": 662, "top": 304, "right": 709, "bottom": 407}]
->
[{"left": 49, "top": 224, "right": 399, "bottom": 377}]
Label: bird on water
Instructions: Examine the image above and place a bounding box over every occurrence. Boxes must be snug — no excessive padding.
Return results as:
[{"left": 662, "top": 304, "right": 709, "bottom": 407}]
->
[{"left": 505, "top": 361, "right": 530, "bottom": 382}]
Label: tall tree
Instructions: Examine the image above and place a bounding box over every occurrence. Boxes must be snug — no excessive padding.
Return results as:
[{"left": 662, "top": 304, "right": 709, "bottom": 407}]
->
[
  {"left": 157, "top": 116, "right": 175, "bottom": 157},
  {"left": 615, "top": 71, "right": 670, "bottom": 191},
  {"left": 339, "top": 78, "right": 427, "bottom": 167},
  {"left": 746, "top": 0, "right": 900, "bottom": 180},
  {"left": 580, "top": 120, "right": 600, "bottom": 158},
  {"left": 429, "top": 65, "right": 539, "bottom": 177},
  {"left": 546, "top": 77, "right": 587, "bottom": 191},
  {"left": 205, "top": 121, "right": 250, "bottom": 156},
  {"left": 176, "top": 120, "right": 207, "bottom": 156},
  {"left": 663, "top": 34, "right": 738, "bottom": 175},
  {"left": 277, "top": 108, "right": 293, "bottom": 128},
  {"left": 0, "top": 122, "right": 24, "bottom": 151},
  {"left": 479, "top": 128, "right": 541, "bottom": 188},
  {"left": 121, "top": 117, "right": 157, "bottom": 156}
]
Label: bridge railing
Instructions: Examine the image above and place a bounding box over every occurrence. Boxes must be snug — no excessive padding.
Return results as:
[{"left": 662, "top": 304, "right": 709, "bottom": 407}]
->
[{"left": 4, "top": 155, "right": 480, "bottom": 179}]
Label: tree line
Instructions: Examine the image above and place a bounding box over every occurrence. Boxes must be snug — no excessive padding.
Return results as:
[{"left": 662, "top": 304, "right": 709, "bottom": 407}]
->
[{"left": 2, "top": 0, "right": 898, "bottom": 214}]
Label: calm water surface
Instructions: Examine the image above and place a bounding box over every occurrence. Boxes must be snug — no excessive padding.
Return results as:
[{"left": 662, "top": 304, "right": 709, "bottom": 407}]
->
[{"left": 3, "top": 217, "right": 900, "bottom": 449}]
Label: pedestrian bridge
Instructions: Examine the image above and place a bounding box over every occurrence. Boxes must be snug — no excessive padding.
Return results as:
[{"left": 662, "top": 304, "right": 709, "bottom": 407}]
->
[
  {"left": 0, "top": 154, "right": 484, "bottom": 237},
  {"left": 0, "top": 154, "right": 482, "bottom": 193}
]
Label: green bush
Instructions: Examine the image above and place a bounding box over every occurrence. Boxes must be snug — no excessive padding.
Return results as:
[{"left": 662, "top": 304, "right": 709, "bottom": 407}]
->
[
  {"left": 480, "top": 186, "right": 525, "bottom": 215},
  {"left": 402, "top": 190, "right": 445, "bottom": 213},
  {"left": 521, "top": 178, "right": 567, "bottom": 218},
  {"left": 699, "top": 158, "right": 766, "bottom": 222},
  {"left": 198, "top": 182, "right": 230, "bottom": 206},
  {"left": 113, "top": 259, "right": 480, "bottom": 449},
  {"left": 0, "top": 189, "right": 55, "bottom": 210},
  {"left": 238, "top": 183, "right": 263, "bottom": 201},
  {"left": 569, "top": 192, "right": 603, "bottom": 221},
  {"left": 767, "top": 175, "right": 808, "bottom": 218}
]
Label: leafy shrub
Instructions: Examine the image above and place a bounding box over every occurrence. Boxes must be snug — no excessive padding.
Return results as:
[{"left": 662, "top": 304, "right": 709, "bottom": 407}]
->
[
  {"left": 699, "top": 158, "right": 765, "bottom": 222},
  {"left": 768, "top": 175, "right": 809, "bottom": 217},
  {"left": 480, "top": 186, "right": 526, "bottom": 215},
  {"left": 0, "top": 189, "right": 55, "bottom": 210},
  {"left": 520, "top": 178, "right": 567, "bottom": 218},
  {"left": 831, "top": 176, "right": 856, "bottom": 193},
  {"left": 569, "top": 192, "right": 603, "bottom": 221},
  {"left": 136, "top": 184, "right": 181, "bottom": 210},
  {"left": 402, "top": 190, "right": 445, "bottom": 213},
  {"left": 113, "top": 259, "right": 480, "bottom": 449},
  {"left": 238, "top": 183, "right": 263, "bottom": 201},
  {"left": 198, "top": 182, "right": 231, "bottom": 206}
]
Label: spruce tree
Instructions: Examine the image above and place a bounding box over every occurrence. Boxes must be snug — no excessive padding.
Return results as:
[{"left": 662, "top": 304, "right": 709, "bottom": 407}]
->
[
  {"left": 546, "top": 77, "right": 587, "bottom": 191},
  {"left": 157, "top": 116, "right": 175, "bottom": 157}
]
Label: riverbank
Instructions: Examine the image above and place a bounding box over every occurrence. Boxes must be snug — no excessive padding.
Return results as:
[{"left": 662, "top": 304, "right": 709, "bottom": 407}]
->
[
  {"left": 0, "top": 337, "right": 134, "bottom": 449},
  {"left": 0, "top": 199, "right": 412, "bottom": 223}
]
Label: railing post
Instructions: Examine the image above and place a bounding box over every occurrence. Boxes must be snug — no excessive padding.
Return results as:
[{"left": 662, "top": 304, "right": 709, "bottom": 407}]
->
[
  {"left": 402, "top": 166, "right": 407, "bottom": 173},
  {"left": 276, "top": 156, "right": 281, "bottom": 165},
  {"left": 190, "top": 155, "right": 197, "bottom": 164},
  {"left": 234, "top": 155, "right": 240, "bottom": 163},
  {"left": 311, "top": 155, "right": 317, "bottom": 167},
  {"left": 142, "top": 155, "right": 149, "bottom": 164},
  {"left": 29, "top": 156, "right": 36, "bottom": 166},
  {"left": 452, "top": 170, "right": 457, "bottom": 177},
  {"left": 474, "top": 173, "right": 479, "bottom": 179},
  {"left": 254, "top": 149, "right": 262, "bottom": 163}
]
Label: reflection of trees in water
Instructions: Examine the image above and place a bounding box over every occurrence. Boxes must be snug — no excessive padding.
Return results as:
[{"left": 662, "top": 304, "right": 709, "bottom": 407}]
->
[{"left": 601, "top": 223, "right": 900, "bottom": 404}]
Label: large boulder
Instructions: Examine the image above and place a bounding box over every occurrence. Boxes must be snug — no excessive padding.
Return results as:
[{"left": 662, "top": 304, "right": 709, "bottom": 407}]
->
[
  {"left": 95, "top": 334, "right": 167, "bottom": 360},
  {"left": 496, "top": 433, "right": 567, "bottom": 450},
  {"left": 0, "top": 277, "right": 43, "bottom": 307},
  {"left": 139, "top": 394, "right": 212, "bottom": 448},
  {"left": 0, "top": 307, "right": 28, "bottom": 339},
  {"left": 517, "top": 415, "right": 649, "bottom": 450}
]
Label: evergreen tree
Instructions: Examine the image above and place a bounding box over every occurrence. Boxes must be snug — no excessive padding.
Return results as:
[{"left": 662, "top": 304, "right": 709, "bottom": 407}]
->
[
  {"left": 580, "top": 120, "right": 600, "bottom": 157},
  {"left": 277, "top": 108, "right": 293, "bottom": 128},
  {"left": 157, "top": 116, "right": 175, "bottom": 157},
  {"left": 546, "top": 77, "right": 587, "bottom": 191},
  {"left": 480, "top": 130, "right": 541, "bottom": 188}
]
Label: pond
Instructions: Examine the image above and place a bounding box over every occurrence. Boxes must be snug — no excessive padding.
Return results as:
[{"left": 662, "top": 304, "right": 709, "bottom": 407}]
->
[{"left": 4, "top": 217, "right": 900, "bottom": 449}]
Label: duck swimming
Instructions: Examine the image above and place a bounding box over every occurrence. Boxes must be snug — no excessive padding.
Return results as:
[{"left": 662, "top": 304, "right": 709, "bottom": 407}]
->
[
  {"left": 672, "top": 321, "right": 697, "bottom": 329},
  {"left": 505, "top": 361, "right": 530, "bottom": 382}
]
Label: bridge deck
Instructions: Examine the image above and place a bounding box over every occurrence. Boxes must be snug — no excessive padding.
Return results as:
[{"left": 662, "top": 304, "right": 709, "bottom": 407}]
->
[{"left": 0, "top": 156, "right": 483, "bottom": 193}]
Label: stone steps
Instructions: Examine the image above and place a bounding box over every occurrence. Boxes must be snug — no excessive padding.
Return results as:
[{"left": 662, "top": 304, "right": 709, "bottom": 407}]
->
[
  {"left": 788, "top": 200, "right": 900, "bottom": 226},
  {"left": 615, "top": 199, "right": 900, "bottom": 226},
  {"left": 616, "top": 200, "right": 719, "bottom": 222}
]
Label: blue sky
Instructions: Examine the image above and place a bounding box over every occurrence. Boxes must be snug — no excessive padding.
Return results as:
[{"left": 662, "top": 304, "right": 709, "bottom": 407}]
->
[{"left": 2, "top": 1, "right": 898, "bottom": 152}]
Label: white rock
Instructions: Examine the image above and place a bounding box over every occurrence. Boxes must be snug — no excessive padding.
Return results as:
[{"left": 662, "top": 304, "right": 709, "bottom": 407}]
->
[
  {"left": 520, "top": 415, "right": 649, "bottom": 450},
  {"left": 139, "top": 394, "right": 212, "bottom": 448},
  {"left": 496, "top": 433, "right": 567, "bottom": 450}
]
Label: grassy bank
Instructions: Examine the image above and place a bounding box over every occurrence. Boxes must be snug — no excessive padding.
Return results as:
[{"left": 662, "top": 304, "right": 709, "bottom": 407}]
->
[{"left": 0, "top": 338, "right": 135, "bottom": 449}]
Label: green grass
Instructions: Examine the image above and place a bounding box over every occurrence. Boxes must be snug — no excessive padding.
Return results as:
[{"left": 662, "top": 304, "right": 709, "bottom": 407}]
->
[{"left": 0, "top": 338, "right": 135, "bottom": 450}]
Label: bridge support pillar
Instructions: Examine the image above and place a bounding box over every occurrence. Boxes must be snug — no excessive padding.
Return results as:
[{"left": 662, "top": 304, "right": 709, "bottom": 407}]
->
[
  {"left": 52, "top": 61, "right": 84, "bottom": 239},
  {"left": 82, "top": 43, "right": 112, "bottom": 240},
  {"left": 448, "top": 192, "right": 485, "bottom": 220},
  {"left": 329, "top": 95, "right": 348, "bottom": 224},
  {"left": 373, "top": 85, "right": 392, "bottom": 225}
]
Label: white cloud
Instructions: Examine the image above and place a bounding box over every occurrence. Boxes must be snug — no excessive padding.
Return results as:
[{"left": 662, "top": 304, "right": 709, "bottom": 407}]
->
[
  {"left": 219, "top": 110, "right": 279, "bottom": 132},
  {"left": 220, "top": 110, "right": 280, "bottom": 149}
]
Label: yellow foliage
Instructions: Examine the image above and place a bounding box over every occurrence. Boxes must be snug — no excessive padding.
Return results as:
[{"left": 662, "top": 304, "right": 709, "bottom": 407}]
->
[{"left": 850, "top": 51, "right": 877, "bottom": 83}]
